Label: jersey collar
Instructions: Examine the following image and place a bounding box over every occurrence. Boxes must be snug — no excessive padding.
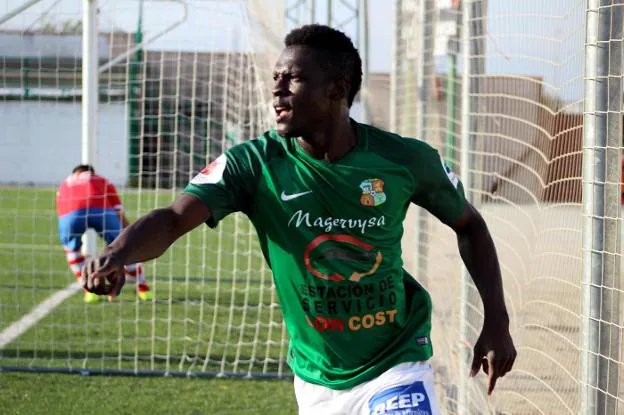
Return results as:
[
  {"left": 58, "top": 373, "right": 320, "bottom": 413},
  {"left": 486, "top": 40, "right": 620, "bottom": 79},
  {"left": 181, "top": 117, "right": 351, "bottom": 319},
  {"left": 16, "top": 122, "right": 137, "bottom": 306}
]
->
[{"left": 290, "top": 118, "right": 367, "bottom": 166}]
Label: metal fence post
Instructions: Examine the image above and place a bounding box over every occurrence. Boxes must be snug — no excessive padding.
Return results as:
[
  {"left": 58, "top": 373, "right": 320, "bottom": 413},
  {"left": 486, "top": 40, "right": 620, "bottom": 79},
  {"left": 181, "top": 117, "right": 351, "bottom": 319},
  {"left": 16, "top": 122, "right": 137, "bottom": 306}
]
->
[{"left": 581, "top": 1, "right": 623, "bottom": 413}]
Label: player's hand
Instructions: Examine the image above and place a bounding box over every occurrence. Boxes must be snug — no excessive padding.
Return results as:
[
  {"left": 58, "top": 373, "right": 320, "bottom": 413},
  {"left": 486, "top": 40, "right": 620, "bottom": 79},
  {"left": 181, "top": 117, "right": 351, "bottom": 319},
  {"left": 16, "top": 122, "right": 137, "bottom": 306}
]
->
[
  {"left": 80, "top": 253, "right": 126, "bottom": 298},
  {"left": 469, "top": 321, "right": 516, "bottom": 395}
]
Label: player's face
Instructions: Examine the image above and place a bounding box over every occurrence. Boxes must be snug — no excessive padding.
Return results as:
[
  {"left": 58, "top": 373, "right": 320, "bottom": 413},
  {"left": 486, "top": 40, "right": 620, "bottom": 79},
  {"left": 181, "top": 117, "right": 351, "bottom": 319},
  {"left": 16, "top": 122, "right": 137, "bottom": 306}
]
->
[{"left": 272, "top": 46, "right": 335, "bottom": 138}]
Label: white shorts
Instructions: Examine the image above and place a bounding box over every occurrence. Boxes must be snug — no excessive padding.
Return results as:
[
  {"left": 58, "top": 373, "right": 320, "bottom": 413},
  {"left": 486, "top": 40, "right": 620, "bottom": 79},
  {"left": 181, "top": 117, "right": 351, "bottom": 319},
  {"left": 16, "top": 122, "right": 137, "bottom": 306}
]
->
[{"left": 294, "top": 361, "right": 441, "bottom": 415}]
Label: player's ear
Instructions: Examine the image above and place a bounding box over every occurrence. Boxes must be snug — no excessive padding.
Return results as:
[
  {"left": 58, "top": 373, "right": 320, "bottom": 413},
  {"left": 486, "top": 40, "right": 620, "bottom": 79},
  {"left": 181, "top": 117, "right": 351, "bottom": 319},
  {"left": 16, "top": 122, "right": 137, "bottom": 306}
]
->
[{"left": 328, "top": 79, "right": 349, "bottom": 102}]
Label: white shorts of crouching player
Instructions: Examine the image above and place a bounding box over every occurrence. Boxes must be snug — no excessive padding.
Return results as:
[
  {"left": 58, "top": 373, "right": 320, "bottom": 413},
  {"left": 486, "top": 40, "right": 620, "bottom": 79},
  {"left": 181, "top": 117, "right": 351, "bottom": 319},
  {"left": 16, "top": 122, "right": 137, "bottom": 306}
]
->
[{"left": 294, "top": 361, "right": 441, "bottom": 415}]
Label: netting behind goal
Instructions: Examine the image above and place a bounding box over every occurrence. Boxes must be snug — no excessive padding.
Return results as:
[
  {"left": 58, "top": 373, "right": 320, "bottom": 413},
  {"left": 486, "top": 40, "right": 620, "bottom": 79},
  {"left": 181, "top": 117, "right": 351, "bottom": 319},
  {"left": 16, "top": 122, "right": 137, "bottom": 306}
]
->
[
  {"left": 0, "top": 0, "right": 290, "bottom": 377},
  {"left": 394, "top": 0, "right": 623, "bottom": 414}
]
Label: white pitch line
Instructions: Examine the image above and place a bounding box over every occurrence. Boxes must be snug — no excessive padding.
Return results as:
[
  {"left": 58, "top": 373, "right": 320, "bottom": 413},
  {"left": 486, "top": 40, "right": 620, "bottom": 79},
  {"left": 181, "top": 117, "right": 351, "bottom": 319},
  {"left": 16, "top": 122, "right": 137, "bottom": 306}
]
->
[{"left": 0, "top": 281, "right": 82, "bottom": 349}]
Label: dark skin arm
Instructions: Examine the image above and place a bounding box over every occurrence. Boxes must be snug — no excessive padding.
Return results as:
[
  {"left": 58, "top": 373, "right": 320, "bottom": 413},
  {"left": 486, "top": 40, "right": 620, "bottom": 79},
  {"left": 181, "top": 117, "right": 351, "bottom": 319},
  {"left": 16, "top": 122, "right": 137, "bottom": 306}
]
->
[
  {"left": 81, "top": 194, "right": 211, "bottom": 296},
  {"left": 450, "top": 203, "right": 517, "bottom": 395}
]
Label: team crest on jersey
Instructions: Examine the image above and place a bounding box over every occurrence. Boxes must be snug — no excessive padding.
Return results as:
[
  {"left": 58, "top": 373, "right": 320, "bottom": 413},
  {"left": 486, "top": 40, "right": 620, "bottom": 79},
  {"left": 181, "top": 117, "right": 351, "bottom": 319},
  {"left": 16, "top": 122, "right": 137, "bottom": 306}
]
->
[
  {"left": 360, "top": 178, "right": 386, "bottom": 207},
  {"left": 191, "top": 154, "right": 227, "bottom": 185}
]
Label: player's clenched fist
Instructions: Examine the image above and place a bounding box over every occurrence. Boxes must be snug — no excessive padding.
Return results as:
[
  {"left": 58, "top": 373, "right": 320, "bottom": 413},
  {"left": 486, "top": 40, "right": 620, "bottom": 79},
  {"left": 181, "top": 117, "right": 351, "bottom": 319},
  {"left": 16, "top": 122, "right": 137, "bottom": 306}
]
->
[{"left": 80, "top": 254, "right": 126, "bottom": 297}]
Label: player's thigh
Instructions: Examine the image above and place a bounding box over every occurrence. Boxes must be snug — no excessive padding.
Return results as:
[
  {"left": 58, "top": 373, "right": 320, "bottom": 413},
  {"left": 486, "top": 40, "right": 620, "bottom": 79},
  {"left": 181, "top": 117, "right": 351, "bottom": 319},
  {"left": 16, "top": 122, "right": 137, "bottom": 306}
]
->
[
  {"left": 58, "top": 211, "right": 87, "bottom": 251},
  {"left": 294, "top": 376, "right": 351, "bottom": 415},
  {"left": 351, "top": 361, "right": 441, "bottom": 415},
  {"left": 88, "top": 208, "right": 122, "bottom": 244},
  {"left": 294, "top": 362, "right": 441, "bottom": 415}
]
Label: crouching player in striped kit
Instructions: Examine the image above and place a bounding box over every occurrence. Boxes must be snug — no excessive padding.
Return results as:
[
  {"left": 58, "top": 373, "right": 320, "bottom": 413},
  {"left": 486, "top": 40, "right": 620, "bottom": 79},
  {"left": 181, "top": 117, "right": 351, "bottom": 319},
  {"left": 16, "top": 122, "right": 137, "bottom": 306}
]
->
[{"left": 56, "top": 164, "right": 153, "bottom": 303}]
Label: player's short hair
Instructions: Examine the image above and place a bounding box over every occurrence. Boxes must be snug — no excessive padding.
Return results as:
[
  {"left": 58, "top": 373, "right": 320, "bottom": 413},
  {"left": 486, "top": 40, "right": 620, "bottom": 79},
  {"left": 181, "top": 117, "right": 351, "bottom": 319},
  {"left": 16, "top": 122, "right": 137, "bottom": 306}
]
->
[
  {"left": 284, "top": 24, "right": 363, "bottom": 107},
  {"left": 72, "top": 164, "right": 95, "bottom": 174}
]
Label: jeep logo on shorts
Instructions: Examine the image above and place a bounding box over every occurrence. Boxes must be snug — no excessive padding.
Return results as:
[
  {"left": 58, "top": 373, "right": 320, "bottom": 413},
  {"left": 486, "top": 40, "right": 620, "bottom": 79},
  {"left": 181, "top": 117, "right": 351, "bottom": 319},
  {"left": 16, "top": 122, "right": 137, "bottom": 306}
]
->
[{"left": 368, "top": 382, "right": 431, "bottom": 415}]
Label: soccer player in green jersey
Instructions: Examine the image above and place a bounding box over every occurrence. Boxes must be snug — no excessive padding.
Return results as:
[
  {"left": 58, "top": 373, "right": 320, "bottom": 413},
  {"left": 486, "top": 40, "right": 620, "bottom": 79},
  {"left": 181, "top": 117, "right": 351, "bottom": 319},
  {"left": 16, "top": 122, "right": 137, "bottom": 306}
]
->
[{"left": 82, "top": 24, "right": 516, "bottom": 414}]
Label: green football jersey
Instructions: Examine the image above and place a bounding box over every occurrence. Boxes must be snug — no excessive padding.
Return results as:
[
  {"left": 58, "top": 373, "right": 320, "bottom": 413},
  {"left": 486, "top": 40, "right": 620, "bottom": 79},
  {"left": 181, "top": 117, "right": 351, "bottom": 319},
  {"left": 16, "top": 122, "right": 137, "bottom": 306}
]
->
[{"left": 184, "top": 121, "right": 467, "bottom": 390}]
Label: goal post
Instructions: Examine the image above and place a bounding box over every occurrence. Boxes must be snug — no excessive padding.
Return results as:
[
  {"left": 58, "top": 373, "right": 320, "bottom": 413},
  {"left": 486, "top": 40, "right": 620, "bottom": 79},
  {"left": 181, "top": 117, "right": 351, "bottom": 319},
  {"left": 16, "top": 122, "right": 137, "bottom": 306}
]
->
[
  {"left": 82, "top": 0, "right": 98, "bottom": 257},
  {"left": 581, "top": 0, "right": 623, "bottom": 413}
]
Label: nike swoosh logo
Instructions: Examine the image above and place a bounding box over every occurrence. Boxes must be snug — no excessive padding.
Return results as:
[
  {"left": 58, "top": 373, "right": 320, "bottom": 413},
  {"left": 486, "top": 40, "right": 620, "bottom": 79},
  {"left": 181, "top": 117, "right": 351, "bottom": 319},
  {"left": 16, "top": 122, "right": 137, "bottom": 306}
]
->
[{"left": 280, "top": 190, "right": 312, "bottom": 201}]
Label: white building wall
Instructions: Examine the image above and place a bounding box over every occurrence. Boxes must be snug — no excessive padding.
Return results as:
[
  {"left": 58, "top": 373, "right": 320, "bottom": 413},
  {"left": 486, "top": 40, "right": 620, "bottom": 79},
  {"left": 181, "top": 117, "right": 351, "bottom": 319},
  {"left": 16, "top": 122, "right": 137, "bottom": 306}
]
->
[{"left": 0, "top": 101, "right": 128, "bottom": 186}]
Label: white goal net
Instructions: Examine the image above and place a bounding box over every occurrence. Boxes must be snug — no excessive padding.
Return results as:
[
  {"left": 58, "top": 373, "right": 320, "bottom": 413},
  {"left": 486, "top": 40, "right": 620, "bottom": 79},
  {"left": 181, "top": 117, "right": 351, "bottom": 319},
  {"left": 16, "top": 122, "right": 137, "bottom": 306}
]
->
[
  {"left": 3, "top": 0, "right": 624, "bottom": 413},
  {"left": 394, "top": 0, "right": 624, "bottom": 414},
  {"left": 0, "top": 0, "right": 289, "bottom": 378}
]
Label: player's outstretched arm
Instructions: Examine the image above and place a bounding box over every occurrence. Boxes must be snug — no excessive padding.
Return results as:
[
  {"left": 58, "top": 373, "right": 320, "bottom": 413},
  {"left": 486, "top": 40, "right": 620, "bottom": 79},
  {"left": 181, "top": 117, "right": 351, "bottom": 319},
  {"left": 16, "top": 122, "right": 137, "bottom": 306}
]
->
[
  {"left": 451, "top": 204, "right": 517, "bottom": 395},
  {"left": 81, "top": 194, "right": 211, "bottom": 296}
]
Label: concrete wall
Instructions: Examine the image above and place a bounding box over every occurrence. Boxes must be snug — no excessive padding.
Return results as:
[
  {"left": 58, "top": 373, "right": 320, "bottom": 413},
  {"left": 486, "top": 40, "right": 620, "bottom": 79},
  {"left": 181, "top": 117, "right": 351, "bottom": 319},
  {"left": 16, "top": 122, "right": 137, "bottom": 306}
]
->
[{"left": 0, "top": 101, "right": 127, "bottom": 186}]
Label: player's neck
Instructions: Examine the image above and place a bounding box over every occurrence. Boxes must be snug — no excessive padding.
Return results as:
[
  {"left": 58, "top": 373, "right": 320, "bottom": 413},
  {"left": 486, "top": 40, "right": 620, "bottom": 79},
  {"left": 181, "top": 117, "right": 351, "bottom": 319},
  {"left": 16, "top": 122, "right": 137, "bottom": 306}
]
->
[{"left": 297, "top": 117, "right": 357, "bottom": 162}]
